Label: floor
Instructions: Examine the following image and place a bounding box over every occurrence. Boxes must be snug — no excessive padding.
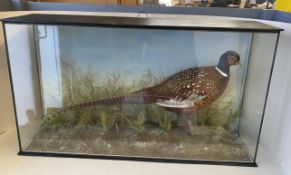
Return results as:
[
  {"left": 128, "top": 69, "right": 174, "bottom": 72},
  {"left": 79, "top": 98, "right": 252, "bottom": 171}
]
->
[{"left": 0, "top": 128, "right": 286, "bottom": 175}]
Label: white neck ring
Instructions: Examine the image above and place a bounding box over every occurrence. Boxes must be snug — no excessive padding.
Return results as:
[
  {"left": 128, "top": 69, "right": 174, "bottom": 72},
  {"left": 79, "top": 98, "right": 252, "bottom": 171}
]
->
[{"left": 215, "top": 66, "right": 228, "bottom": 77}]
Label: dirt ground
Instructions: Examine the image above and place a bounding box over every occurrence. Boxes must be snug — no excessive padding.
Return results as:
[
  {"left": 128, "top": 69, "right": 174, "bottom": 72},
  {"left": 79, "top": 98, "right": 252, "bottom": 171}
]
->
[{"left": 25, "top": 125, "right": 251, "bottom": 162}]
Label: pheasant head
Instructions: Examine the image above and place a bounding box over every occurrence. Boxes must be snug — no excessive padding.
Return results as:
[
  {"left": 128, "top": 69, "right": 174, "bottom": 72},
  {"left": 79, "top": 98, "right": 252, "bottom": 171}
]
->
[{"left": 215, "top": 50, "right": 240, "bottom": 77}]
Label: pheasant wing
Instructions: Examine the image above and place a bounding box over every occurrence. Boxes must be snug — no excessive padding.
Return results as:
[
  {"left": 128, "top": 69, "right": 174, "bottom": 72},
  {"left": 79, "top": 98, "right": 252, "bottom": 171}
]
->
[{"left": 154, "top": 67, "right": 219, "bottom": 109}]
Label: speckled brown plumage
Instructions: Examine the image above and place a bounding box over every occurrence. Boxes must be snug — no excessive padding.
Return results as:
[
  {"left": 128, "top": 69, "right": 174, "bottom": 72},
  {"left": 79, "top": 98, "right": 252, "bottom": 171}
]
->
[
  {"left": 61, "top": 50, "right": 240, "bottom": 113},
  {"left": 153, "top": 66, "right": 229, "bottom": 113}
]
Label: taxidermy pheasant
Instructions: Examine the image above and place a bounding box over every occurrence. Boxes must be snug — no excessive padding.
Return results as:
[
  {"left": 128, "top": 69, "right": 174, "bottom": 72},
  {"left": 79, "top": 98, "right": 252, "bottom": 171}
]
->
[{"left": 59, "top": 50, "right": 240, "bottom": 114}]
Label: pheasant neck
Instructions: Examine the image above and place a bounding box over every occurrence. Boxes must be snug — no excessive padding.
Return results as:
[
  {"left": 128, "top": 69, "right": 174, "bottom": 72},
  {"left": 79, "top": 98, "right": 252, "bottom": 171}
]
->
[{"left": 215, "top": 62, "right": 229, "bottom": 77}]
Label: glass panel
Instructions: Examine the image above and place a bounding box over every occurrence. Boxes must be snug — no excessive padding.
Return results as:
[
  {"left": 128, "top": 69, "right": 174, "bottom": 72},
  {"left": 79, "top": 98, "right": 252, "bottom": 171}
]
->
[
  {"left": 3, "top": 23, "right": 278, "bottom": 164},
  {"left": 4, "top": 24, "right": 42, "bottom": 147},
  {"left": 239, "top": 32, "right": 278, "bottom": 160}
]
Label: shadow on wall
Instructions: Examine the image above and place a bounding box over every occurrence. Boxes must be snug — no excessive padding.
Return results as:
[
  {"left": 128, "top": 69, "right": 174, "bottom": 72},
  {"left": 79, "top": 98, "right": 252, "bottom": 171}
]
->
[{"left": 26, "top": 109, "right": 41, "bottom": 124}]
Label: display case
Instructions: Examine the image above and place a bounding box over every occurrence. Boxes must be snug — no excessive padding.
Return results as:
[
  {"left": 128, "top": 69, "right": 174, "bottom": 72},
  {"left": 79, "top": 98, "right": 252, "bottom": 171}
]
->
[{"left": 1, "top": 14, "right": 282, "bottom": 166}]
